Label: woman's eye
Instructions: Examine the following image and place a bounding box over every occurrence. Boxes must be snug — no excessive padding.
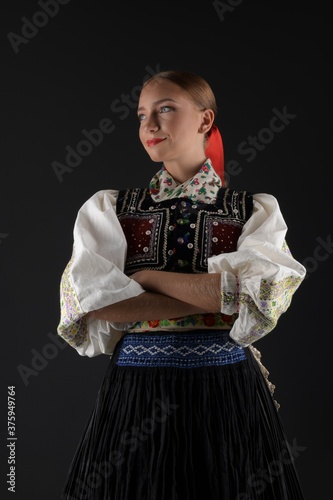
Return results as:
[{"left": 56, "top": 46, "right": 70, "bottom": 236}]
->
[
  {"left": 160, "top": 106, "right": 172, "bottom": 113},
  {"left": 138, "top": 107, "right": 173, "bottom": 122}
]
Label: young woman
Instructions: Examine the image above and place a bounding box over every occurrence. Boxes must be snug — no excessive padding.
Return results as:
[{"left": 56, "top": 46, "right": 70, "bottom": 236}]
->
[{"left": 58, "top": 70, "right": 306, "bottom": 499}]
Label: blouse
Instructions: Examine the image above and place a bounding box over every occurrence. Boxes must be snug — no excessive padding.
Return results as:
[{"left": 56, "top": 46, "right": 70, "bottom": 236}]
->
[{"left": 57, "top": 159, "right": 306, "bottom": 357}]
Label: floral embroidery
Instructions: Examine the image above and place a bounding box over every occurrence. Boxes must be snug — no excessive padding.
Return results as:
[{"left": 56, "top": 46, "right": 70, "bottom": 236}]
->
[
  {"left": 57, "top": 253, "right": 88, "bottom": 348},
  {"left": 282, "top": 239, "right": 292, "bottom": 256},
  {"left": 221, "top": 291, "right": 235, "bottom": 307},
  {"left": 237, "top": 275, "right": 304, "bottom": 344},
  {"left": 149, "top": 159, "right": 222, "bottom": 203},
  {"left": 203, "top": 313, "right": 216, "bottom": 327},
  {"left": 128, "top": 313, "right": 238, "bottom": 333},
  {"left": 148, "top": 320, "right": 160, "bottom": 328}
]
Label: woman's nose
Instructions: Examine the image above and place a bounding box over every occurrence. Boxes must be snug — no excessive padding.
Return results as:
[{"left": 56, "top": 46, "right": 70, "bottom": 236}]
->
[{"left": 144, "top": 114, "right": 159, "bottom": 132}]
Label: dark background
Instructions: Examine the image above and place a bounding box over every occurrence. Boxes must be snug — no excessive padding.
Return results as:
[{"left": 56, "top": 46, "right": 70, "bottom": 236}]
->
[{"left": 0, "top": 1, "right": 331, "bottom": 498}]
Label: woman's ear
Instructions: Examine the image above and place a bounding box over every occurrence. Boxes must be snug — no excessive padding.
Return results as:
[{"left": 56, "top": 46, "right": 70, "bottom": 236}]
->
[{"left": 198, "top": 109, "right": 215, "bottom": 134}]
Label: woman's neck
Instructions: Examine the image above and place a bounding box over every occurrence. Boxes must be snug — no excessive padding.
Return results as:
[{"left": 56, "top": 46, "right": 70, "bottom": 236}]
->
[{"left": 164, "top": 156, "right": 207, "bottom": 184}]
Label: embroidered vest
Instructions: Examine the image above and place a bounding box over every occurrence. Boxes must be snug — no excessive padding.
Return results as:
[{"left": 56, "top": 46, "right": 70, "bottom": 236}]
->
[{"left": 116, "top": 187, "right": 253, "bottom": 331}]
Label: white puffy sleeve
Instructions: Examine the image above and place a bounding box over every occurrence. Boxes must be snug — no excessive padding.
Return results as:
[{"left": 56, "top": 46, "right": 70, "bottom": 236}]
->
[
  {"left": 208, "top": 193, "right": 306, "bottom": 346},
  {"left": 57, "top": 189, "right": 145, "bottom": 357}
]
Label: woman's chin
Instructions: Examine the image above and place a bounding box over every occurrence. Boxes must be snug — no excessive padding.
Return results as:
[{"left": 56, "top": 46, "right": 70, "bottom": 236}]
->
[{"left": 146, "top": 153, "right": 165, "bottom": 163}]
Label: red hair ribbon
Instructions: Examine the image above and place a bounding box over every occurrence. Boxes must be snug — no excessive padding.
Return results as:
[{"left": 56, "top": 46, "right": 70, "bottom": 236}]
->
[{"left": 205, "top": 124, "right": 224, "bottom": 184}]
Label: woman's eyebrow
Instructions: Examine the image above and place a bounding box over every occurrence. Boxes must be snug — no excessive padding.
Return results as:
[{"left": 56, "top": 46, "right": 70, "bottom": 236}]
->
[{"left": 137, "top": 98, "right": 177, "bottom": 112}]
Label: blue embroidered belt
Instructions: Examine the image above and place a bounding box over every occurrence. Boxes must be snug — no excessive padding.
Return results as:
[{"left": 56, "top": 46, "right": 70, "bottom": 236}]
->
[{"left": 116, "top": 331, "right": 247, "bottom": 368}]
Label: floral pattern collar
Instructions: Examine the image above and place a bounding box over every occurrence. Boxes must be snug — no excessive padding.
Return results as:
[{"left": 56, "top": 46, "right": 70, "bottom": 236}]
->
[{"left": 149, "top": 159, "right": 222, "bottom": 203}]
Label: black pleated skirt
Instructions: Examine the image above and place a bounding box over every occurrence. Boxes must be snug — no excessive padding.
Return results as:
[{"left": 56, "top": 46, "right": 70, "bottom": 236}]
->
[{"left": 60, "top": 331, "right": 305, "bottom": 500}]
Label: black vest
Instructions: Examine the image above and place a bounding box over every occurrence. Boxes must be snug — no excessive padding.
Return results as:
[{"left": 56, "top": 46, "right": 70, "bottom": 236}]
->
[{"left": 116, "top": 187, "right": 253, "bottom": 276}]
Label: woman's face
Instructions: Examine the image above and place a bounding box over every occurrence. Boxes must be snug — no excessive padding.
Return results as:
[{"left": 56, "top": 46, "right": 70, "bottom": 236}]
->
[{"left": 137, "top": 79, "right": 206, "bottom": 165}]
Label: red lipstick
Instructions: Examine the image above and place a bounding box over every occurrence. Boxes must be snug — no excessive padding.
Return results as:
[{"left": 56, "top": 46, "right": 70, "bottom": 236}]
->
[{"left": 147, "top": 138, "right": 166, "bottom": 147}]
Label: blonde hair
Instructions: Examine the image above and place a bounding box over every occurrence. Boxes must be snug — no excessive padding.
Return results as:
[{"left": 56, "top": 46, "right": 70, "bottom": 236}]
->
[{"left": 142, "top": 70, "right": 218, "bottom": 118}]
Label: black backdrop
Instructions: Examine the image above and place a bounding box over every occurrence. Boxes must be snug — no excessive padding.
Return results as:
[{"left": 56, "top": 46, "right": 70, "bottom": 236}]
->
[{"left": 1, "top": 1, "right": 331, "bottom": 499}]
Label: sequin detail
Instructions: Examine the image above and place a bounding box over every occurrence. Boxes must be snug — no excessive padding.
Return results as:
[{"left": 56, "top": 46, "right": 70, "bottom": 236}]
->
[
  {"left": 116, "top": 187, "right": 253, "bottom": 275},
  {"left": 116, "top": 331, "right": 246, "bottom": 368}
]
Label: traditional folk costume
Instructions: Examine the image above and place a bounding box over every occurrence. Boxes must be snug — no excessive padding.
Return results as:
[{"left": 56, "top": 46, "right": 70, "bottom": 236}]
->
[{"left": 58, "top": 127, "right": 306, "bottom": 499}]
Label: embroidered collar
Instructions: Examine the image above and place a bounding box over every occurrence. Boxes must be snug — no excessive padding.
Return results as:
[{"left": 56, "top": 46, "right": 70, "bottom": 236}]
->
[{"left": 149, "top": 159, "right": 222, "bottom": 203}]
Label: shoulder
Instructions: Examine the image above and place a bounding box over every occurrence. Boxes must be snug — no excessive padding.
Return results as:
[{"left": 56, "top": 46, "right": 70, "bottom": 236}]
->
[
  {"left": 78, "top": 189, "right": 120, "bottom": 213},
  {"left": 249, "top": 193, "right": 287, "bottom": 229},
  {"left": 253, "top": 192, "right": 278, "bottom": 203},
  {"left": 252, "top": 192, "right": 281, "bottom": 212}
]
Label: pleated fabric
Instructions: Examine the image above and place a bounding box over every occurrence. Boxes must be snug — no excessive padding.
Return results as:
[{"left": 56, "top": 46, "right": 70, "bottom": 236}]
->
[{"left": 61, "top": 331, "right": 305, "bottom": 500}]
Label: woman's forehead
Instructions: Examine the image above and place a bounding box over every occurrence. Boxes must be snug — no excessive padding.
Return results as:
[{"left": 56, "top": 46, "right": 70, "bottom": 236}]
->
[{"left": 139, "top": 79, "right": 189, "bottom": 107}]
